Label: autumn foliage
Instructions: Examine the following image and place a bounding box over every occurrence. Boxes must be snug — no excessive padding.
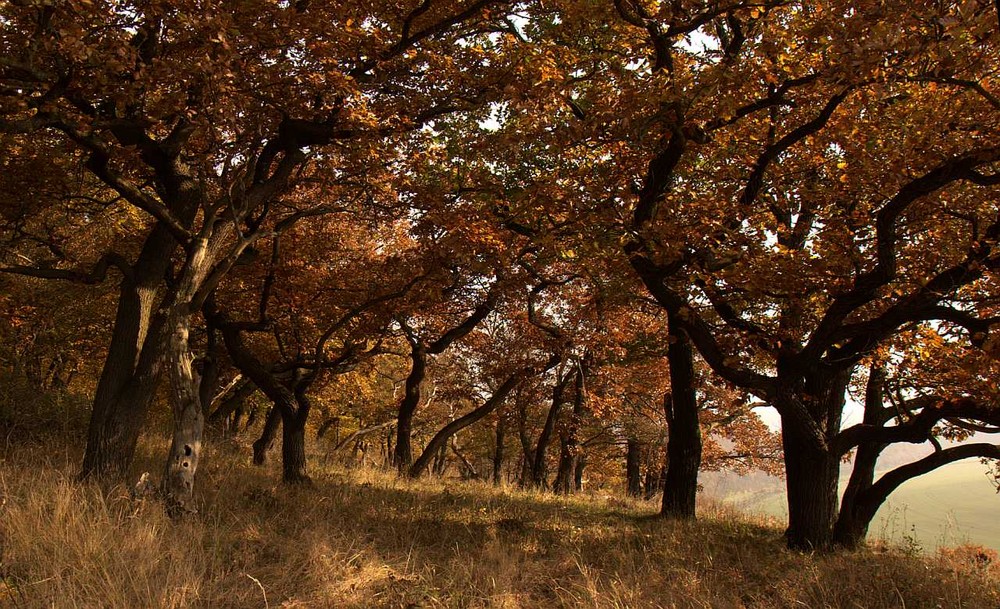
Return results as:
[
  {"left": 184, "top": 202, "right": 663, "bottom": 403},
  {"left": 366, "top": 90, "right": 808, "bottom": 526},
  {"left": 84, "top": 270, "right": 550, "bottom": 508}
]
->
[{"left": 1, "top": 0, "right": 998, "bottom": 557}]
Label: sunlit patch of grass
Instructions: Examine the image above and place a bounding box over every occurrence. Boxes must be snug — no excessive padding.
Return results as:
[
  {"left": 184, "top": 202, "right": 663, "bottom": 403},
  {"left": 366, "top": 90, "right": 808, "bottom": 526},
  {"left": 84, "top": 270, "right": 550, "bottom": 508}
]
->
[{"left": 1, "top": 440, "right": 998, "bottom": 608}]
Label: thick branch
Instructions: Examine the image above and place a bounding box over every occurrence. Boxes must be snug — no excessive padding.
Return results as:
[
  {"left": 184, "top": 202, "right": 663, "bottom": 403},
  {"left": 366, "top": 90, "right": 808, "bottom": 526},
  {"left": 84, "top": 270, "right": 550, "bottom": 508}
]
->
[{"left": 1, "top": 252, "right": 133, "bottom": 284}]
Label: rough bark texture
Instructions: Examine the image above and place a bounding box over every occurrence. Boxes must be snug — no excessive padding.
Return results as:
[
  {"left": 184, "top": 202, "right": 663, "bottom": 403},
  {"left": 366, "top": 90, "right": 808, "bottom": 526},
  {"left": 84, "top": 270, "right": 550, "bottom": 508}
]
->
[
  {"left": 661, "top": 318, "right": 701, "bottom": 519},
  {"left": 79, "top": 226, "right": 177, "bottom": 481},
  {"left": 162, "top": 315, "right": 204, "bottom": 515},
  {"left": 81, "top": 165, "right": 202, "bottom": 482},
  {"left": 782, "top": 420, "right": 840, "bottom": 550},
  {"left": 281, "top": 409, "right": 310, "bottom": 483}
]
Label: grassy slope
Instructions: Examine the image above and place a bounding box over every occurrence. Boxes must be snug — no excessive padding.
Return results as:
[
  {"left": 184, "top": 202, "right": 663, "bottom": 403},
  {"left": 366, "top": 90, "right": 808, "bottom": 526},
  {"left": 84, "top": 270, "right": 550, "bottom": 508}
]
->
[
  {"left": 1, "top": 442, "right": 998, "bottom": 609},
  {"left": 709, "top": 461, "right": 1000, "bottom": 552}
]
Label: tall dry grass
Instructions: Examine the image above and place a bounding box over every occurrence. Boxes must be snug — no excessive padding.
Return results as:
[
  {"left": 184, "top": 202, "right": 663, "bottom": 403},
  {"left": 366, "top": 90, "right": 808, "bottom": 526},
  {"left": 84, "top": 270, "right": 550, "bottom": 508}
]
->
[{"left": 1, "top": 439, "right": 998, "bottom": 608}]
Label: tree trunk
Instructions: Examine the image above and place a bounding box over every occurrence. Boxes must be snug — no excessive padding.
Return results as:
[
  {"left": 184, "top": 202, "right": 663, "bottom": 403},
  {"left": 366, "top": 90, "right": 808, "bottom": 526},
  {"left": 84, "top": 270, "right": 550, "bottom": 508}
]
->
[
  {"left": 432, "top": 442, "right": 448, "bottom": 475},
  {"left": 834, "top": 366, "right": 888, "bottom": 548},
  {"left": 553, "top": 436, "right": 575, "bottom": 494},
  {"left": 782, "top": 420, "right": 840, "bottom": 551},
  {"left": 253, "top": 407, "right": 281, "bottom": 465},
  {"left": 574, "top": 455, "right": 585, "bottom": 491},
  {"left": 493, "top": 416, "right": 505, "bottom": 485},
  {"left": 208, "top": 377, "right": 255, "bottom": 430},
  {"left": 531, "top": 370, "right": 571, "bottom": 488},
  {"left": 161, "top": 315, "right": 204, "bottom": 515},
  {"left": 516, "top": 402, "right": 534, "bottom": 487},
  {"left": 81, "top": 190, "right": 200, "bottom": 481},
  {"left": 553, "top": 366, "right": 585, "bottom": 494},
  {"left": 626, "top": 438, "right": 643, "bottom": 497},
  {"left": 779, "top": 366, "right": 851, "bottom": 551},
  {"left": 832, "top": 444, "right": 881, "bottom": 548},
  {"left": 394, "top": 347, "right": 427, "bottom": 471},
  {"left": 661, "top": 317, "right": 701, "bottom": 519},
  {"left": 409, "top": 370, "right": 523, "bottom": 478},
  {"left": 79, "top": 275, "right": 166, "bottom": 481},
  {"left": 280, "top": 409, "right": 310, "bottom": 483}
]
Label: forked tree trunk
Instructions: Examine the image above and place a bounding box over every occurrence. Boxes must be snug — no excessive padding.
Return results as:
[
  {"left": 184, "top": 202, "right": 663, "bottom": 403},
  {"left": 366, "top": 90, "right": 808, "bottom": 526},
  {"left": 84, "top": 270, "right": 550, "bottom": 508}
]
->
[
  {"left": 81, "top": 188, "right": 200, "bottom": 481},
  {"left": 531, "top": 370, "right": 572, "bottom": 488},
  {"left": 661, "top": 318, "right": 701, "bottom": 519},
  {"left": 833, "top": 366, "right": 888, "bottom": 548}
]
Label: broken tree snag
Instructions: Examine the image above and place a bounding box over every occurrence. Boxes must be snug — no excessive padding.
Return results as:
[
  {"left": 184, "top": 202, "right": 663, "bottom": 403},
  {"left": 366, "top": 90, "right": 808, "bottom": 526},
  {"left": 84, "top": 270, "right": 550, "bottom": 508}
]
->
[{"left": 162, "top": 315, "right": 204, "bottom": 516}]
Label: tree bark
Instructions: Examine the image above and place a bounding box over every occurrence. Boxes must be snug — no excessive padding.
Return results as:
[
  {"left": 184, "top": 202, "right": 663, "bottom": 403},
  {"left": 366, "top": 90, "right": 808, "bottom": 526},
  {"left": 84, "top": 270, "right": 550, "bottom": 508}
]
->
[
  {"left": 217, "top": 320, "right": 315, "bottom": 482},
  {"left": 554, "top": 364, "right": 585, "bottom": 494},
  {"left": 782, "top": 420, "right": 840, "bottom": 551},
  {"left": 208, "top": 376, "right": 256, "bottom": 430},
  {"left": 81, "top": 174, "right": 201, "bottom": 481},
  {"left": 778, "top": 366, "right": 850, "bottom": 551},
  {"left": 394, "top": 346, "right": 427, "bottom": 471},
  {"left": 661, "top": 317, "right": 701, "bottom": 519},
  {"left": 79, "top": 245, "right": 169, "bottom": 481},
  {"left": 836, "top": 442, "right": 1000, "bottom": 548},
  {"left": 161, "top": 314, "right": 204, "bottom": 515},
  {"left": 253, "top": 407, "right": 281, "bottom": 465},
  {"left": 516, "top": 401, "right": 534, "bottom": 487},
  {"left": 280, "top": 408, "right": 310, "bottom": 483}
]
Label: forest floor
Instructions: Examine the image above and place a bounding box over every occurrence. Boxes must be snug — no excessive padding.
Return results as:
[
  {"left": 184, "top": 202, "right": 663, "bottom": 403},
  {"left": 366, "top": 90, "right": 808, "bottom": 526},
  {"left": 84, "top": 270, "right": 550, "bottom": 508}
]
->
[{"left": 1, "top": 438, "right": 999, "bottom": 609}]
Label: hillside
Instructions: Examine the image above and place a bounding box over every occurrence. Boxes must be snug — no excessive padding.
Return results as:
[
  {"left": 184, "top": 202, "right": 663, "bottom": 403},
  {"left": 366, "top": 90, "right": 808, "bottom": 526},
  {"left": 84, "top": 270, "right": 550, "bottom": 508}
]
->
[
  {"left": 2, "top": 442, "right": 998, "bottom": 609},
  {"left": 705, "top": 459, "right": 1000, "bottom": 552}
]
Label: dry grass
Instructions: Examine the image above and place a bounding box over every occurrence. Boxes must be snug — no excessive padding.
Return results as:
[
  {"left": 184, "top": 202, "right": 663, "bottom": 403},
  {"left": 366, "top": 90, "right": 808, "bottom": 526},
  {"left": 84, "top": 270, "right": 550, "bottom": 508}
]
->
[{"left": 1, "top": 440, "right": 998, "bottom": 609}]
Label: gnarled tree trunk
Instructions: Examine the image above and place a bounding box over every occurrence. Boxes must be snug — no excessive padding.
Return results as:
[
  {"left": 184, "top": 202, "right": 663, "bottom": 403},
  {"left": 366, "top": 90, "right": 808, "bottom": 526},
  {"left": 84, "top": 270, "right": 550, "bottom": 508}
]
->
[
  {"left": 394, "top": 347, "right": 426, "bottom": 471},
  {"left": 80, "top": 226, "right": 178, "bottom": 481}
]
